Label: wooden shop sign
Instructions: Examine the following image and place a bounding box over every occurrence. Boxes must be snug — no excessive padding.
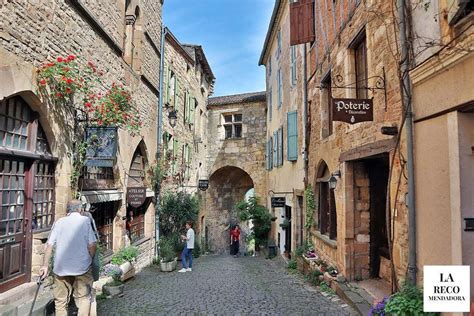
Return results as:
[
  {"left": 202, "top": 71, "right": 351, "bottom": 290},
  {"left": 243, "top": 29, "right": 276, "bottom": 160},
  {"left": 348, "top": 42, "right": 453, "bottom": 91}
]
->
[
  {"left": 127, "top": 187, "right": 147, "bottom": 208},
  {"left": 332, "top": 98, "right": 373, "bottom": 124}
]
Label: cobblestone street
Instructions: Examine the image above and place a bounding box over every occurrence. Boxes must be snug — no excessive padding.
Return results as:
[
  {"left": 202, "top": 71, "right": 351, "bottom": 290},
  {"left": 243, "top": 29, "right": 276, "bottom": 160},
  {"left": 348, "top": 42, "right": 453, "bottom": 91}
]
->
[{"left": 97, "top": 255, "right": 358, "bottom": 315}]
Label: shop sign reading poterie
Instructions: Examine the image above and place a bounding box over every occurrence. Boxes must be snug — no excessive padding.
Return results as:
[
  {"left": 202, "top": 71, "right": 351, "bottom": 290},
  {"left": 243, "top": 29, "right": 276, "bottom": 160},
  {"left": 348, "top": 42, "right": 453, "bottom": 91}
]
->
[
  {"left": 127, "top": 187, "right": 147, "bottom": 208},
  {"left": 332, "top": 98, "right": 373, "bottom": 124}
]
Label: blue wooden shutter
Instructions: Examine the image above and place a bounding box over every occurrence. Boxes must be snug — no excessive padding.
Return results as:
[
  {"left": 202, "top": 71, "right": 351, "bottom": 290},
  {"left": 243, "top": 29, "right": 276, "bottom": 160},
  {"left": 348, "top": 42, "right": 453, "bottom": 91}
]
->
[
  {"left": 266, "top": 139, "right": 270, "bottom": 170},
  {"left": 277, "top": 128, "right": 283, "bottom": 166},
  {"left": 287, "top": 111, "right": 298, "bottom": 161},
  {"left": 273, "top": 132, "right": 278, "bottom": 167}
]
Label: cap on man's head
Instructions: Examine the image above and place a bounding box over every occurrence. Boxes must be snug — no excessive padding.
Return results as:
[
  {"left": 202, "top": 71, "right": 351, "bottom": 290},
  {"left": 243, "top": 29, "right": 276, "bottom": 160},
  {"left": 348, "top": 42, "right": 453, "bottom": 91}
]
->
[{"left": 67, "top": 199, "right": 83, "bottom": 213}]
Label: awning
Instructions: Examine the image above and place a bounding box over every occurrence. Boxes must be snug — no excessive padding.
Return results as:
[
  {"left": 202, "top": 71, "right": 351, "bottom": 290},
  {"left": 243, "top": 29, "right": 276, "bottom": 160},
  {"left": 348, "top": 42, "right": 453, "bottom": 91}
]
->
[{"left": 80, "top": 190, "right": 124, "bottom": 204}]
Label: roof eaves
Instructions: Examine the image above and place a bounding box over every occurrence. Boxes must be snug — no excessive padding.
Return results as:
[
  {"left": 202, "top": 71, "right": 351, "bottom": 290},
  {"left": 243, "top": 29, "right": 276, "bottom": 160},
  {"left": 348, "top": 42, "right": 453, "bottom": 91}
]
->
[{"left": 258, "top": 0, "right": 283, "bottom": 66}]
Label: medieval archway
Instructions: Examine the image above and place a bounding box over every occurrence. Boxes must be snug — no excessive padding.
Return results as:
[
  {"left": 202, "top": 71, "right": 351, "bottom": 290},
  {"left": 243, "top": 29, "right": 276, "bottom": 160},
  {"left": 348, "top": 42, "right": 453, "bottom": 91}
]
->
[{"left": 203, "top": 166, "right": 254, "bottom": 254}]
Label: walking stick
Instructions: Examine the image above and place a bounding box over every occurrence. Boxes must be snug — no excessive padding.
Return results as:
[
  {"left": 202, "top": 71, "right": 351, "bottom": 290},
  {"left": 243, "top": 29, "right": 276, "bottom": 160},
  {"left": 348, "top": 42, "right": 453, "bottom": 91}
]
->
[{"left": 29, "top": 275, "right": 44, "bottom": 316}]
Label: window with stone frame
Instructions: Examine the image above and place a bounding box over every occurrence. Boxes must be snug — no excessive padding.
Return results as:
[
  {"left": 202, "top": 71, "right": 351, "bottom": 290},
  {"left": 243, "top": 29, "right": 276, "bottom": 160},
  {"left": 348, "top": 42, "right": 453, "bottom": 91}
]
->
[
  {"left": 316, "top": 162, "right": 337, "bottom": 240},
  {"left": 321, "top": 72, "right": 333, "bottom": 137},
  {"left": 353, "top": 31, "right": 368, "bottom": 99},
  {"left": 124, "top": 4, "right": 143, "bottom": 72},
  {"left": 223, "top": 114, "right": 243, "bottom": 139},
  {"left": 0, "top": 96, "right": 56, "bottom": 233}
]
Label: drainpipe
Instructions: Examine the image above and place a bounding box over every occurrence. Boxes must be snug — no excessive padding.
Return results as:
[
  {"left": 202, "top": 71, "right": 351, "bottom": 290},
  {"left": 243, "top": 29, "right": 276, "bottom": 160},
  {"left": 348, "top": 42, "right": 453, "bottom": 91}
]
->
[
  {"left": 303, "top": 43, "right": 309, "bottom": 187},
  {"left": 155, "top": 25, "right": 168, "bottom": 256},
  {"left": 398, "top": 0, "right": 416, "bottom": 285}
]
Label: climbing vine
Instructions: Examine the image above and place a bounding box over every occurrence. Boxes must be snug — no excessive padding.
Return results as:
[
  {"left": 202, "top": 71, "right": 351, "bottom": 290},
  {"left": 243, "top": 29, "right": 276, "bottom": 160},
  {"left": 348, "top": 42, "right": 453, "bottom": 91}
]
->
[{"left": 305, "top": 185, "right": 316, "bottom": 232}]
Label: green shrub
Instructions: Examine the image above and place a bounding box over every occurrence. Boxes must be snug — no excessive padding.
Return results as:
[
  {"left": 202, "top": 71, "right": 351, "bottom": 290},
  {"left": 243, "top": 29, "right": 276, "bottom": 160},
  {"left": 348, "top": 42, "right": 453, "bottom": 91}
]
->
[
  {"left": 160, "top": 191, "right": 200, "bottom": 237},
  {"left": 295, "top": 246, "right": 305, "bottom": 258},
  {"left": 111, "top": 246, "right": 139, "bottom": 265},
  {"left": 158, "top": 236, "right": 176, "bottom": 263},
  {"left": 308, "top": 269, "right": 323, "bottom": 286},
  {"left": 319, "top": 281, "right": 335, "bottom": 295},
  {"left": 237, "top": 196, "right": 272, "bottom": 249},
  {"left": 287, "top": 258, "right": 297, "bottom": 270},
  {"left": 384, "top": 285, "right": 437, "bottom": 315}
]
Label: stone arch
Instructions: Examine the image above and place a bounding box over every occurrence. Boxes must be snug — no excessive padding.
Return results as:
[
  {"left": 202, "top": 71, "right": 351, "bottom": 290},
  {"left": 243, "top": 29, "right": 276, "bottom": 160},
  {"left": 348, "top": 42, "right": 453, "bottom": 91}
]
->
[
  {"left": 203, "top": 165, "right": 254, "bottom": 254},
  {"left": 127, "top": 140, "right": 149, "bottom": 187}
]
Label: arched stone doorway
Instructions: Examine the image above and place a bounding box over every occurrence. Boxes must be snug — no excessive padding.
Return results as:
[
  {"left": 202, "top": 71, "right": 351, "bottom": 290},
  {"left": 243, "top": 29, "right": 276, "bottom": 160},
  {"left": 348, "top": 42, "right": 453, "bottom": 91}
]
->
[{"left": 203, "top": 166, "right": 254, "bottom": 254}]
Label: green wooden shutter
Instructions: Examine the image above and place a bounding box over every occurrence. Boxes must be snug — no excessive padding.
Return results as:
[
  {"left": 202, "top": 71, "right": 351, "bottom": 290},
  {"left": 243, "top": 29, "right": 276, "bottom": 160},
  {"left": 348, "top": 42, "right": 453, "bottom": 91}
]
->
[
  {"left": 190, "top": 97, "right": 195, "bottom": 125},
  {"left": 287, "top": 111, "right": 298, "bottom": 161},
  {"left": 164, "top": 64, "right": 169, "bottom": 104},
  {"left": 184, "top": 91, "right": 188, "bottom": 124},
  {"left": 173, "top": 139, "right": 179, "bottom": 174},
  {"left": 174, "top": 78, "right": 180, "bottom": 110}
]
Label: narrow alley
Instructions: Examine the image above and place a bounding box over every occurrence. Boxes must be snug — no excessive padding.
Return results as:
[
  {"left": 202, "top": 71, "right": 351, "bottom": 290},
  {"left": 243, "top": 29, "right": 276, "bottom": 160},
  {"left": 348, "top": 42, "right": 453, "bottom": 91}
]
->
[{"left": 97, "top": 255, "right": 357, "bottom": 315}]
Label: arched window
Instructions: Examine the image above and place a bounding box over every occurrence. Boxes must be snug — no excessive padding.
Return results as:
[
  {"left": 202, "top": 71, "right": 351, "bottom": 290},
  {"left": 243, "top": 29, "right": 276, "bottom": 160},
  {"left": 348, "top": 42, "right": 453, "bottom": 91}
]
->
[
  {"left": 126, "top": 145, "right": 150, "bottom": 243},
  {"left": 124, "top": 2, "right": 142, "bottom": 72},
  {"left": 0, "top": 96, "right": 55, "bottom": 291},
  {"left": 316, "top": 161, "right": 336, "bottom": 240}
]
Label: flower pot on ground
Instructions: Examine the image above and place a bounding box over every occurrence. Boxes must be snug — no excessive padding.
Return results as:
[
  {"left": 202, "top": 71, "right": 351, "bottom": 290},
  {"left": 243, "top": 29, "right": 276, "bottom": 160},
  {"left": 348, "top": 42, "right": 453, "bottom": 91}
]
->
[
  {"left": 103, "top": 281, "right": 124, "bottom": 298},
  {"left": 158, "top": 236, "right": 178, "bottom": 272},
  {"left": 119, "top": 261, "right": 136, "bottom": 282},
  {"left": 160, "top": 257, "right": 178, "bottom": 272},
  {"left": 101, "top": 264, "right": 124, "bottom": 297}
]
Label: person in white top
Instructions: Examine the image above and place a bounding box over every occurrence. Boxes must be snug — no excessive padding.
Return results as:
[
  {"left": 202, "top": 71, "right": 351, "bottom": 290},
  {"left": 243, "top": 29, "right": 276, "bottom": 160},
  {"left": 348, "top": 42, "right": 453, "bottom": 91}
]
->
[
  {"left": 178, "top": 221, "right": 195, "bottom": 273},
  {"left": 39, "top": 199, "right": 97, "bottom": 316}
]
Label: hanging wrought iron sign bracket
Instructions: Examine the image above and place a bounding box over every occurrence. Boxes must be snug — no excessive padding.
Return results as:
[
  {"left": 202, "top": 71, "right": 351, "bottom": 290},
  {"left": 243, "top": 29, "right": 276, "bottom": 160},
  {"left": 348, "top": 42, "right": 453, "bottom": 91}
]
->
[{"left": 316, "top": 67, "right": 388, "bottom": 110}]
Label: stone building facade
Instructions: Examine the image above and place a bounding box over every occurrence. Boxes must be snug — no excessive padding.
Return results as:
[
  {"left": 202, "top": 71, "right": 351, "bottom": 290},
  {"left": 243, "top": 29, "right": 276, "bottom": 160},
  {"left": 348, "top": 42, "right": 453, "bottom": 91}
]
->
[
  {"left": 259, "top": 0, "right": 306, "bottom": 257},
  {"left": 0, "top": 0, "right": 163, "bottom": 295},
  {"left": 161, "top": 30, "right": 214, "bottom": 192},
  {"left": 304, "top": 0, "right": 408, "bottom": 287},
  {"left": 201, "top": 92, "right": 267, "bottom": 254},
  {"left": 409, "top": 0, "right": 474, "bottom": 300}
]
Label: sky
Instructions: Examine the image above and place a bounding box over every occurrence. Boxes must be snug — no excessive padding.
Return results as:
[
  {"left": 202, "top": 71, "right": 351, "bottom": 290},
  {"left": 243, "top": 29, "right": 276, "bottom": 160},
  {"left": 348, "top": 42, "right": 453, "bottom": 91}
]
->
[{"left": 163, "top": 0, "right": 274, "bottom": 97}]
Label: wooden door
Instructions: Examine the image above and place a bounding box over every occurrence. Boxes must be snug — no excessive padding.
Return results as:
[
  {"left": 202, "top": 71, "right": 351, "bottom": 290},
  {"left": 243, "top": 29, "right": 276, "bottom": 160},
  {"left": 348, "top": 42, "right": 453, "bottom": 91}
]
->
[{"left": 0, "top": 158, "right": 32, "bottom": 292}]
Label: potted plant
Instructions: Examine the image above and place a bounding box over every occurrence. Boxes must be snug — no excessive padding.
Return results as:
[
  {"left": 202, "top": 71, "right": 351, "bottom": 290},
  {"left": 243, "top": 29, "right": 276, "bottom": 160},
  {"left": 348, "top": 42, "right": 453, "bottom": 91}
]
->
[
  {"left": 102, "top": 264, "right": 124, "bottom": 297},
  {"left": 159, "top": 236, "right": 177, "bottom": 272},
  {"left": 111, "top": 246, "right": 139, "bottom": 281}
]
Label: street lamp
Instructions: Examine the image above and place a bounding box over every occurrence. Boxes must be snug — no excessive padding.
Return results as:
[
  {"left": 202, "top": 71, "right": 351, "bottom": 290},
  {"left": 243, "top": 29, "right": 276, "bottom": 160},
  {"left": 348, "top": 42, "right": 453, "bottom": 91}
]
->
[{"left": 168, "top": 109, "right": 177, "bottom": 127}]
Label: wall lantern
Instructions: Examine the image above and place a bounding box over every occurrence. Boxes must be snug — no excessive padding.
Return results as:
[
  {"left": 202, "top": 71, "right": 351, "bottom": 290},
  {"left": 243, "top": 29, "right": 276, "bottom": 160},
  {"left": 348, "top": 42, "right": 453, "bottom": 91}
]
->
[
  {"left": 168, "top": 109, "right": 177, "bottom": 127},
  {"left": 328, "top": 170, "right": 341, "bottom": 189}
]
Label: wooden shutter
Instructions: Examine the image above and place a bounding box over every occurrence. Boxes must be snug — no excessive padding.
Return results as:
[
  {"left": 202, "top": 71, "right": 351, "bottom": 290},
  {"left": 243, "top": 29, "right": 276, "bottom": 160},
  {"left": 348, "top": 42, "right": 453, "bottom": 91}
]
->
[
  {"left": 172, "top": 139, "right": 179, "bottom": 174},
  {"left": 174, "top": 78, "right": 180, "bottom": 109},
  {"left": 273, "top": 132, "right": 278, "bottom": 167},
  {"left": 184, "top": 91, "right": 188, "bottom": 124},
  {"left": 290, "top": 0, "right": 315, "bottom": 45},
  {"left": 277, "top": 127, "right": 283, "bottom": 166},
  {"left": 190, "top": 97, "right": 195, "bottom": 125},
  {"left": 269, "top": 137, "right": 273, "bottom": 169},
  {"left": 287, "top": 111, "right": 298, "bottom": 161},
  {"left": 164, "top": 64, "right": 170, "bottom": 104},
  {"left": 266, "top": 139, "right": 270, "bottom": 170}
]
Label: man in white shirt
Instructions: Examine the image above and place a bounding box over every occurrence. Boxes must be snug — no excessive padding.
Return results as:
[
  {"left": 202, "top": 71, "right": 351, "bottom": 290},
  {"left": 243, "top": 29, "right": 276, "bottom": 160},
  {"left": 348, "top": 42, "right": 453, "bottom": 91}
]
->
[
  {"left": 39, "top": 199, "right": 97, "bottom": 316},
  {"left": 178, "top": 220, "right": 195, "bottom": 272}
]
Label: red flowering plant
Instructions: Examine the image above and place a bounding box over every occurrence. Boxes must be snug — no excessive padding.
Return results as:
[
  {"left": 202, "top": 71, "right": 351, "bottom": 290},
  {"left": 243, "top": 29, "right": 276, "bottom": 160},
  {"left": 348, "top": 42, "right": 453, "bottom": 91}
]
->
[{"left": 37, "top": 55, "right": 141, "bottom": 134}]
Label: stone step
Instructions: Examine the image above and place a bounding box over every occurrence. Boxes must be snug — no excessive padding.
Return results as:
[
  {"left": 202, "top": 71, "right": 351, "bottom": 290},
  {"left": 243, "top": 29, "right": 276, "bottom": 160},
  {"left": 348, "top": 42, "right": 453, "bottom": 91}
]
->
[
  {"left": 17, "top": 295, "right": 54, "bottom": 316},
  {"left": 0, "top": 282, "right": 37, "bottom": 306}
]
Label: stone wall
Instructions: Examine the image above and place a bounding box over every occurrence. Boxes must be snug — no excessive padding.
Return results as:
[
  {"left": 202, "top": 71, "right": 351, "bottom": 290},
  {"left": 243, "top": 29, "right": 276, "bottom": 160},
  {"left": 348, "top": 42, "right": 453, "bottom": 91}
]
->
[
  {"left": 306, "top": 0, "right": 408, "bottom": 285},
  {"left": 201, "top": 96, "right": 267, "bottom": 253},
  {"left": 0, "top": 0, "right": 163, "bottom": 283}
]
